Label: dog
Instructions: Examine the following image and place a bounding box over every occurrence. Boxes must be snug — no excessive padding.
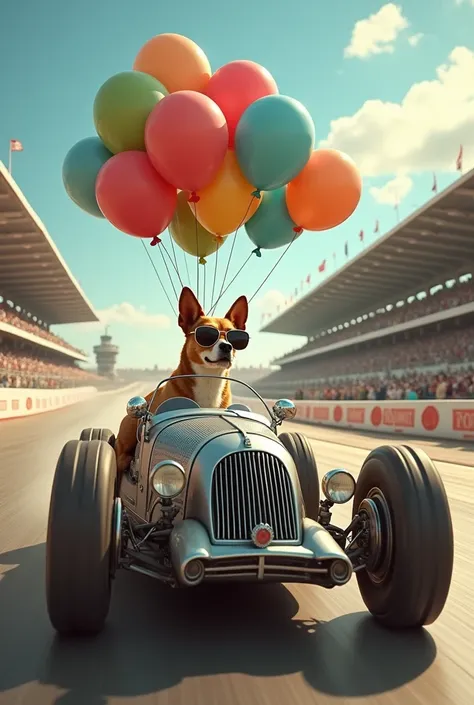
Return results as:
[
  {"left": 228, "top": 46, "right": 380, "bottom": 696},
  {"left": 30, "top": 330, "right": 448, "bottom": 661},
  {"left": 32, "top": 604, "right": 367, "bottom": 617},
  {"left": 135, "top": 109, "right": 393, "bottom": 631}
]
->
[{"left": 114, "top": 286, "right": 249, "bottom": 473}]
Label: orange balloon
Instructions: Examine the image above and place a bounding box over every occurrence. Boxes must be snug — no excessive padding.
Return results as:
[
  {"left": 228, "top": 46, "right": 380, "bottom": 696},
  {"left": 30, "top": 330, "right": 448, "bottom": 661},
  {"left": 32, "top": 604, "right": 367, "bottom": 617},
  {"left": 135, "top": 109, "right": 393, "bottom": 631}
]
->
[
  {"left": 191, "top": 150, "right": 260, "bottom": 236},
  {"left": 286, "top": 149, "right": 362, "bottom": 231},
  {"left": 133, "top": 33, "right": 211, "bottom": 94}
]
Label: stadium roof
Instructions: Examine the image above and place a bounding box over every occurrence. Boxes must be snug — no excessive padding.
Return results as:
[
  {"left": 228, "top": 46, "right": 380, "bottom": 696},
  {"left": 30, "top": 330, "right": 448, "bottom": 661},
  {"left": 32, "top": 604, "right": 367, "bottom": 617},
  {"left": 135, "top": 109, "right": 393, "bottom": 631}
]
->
[
  {"left": 0, "top": 161, "right": 98, "bottom": 325},
  {"left": 261, "top": 167, "right": 474, "bottom": 338}
]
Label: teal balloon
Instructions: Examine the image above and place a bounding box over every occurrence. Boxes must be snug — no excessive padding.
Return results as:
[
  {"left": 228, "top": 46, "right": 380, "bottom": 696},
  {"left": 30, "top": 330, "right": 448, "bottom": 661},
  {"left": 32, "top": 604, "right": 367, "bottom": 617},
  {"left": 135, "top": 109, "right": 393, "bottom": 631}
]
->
[
  {"left": 235, "top": 95, "right": 315, "bottom": 191},
  {"left": 63, "top": 137, "right": 112, "bottom": 217},
  {"left": 245, "top": 187, "right": 300, "bottom": 251}
]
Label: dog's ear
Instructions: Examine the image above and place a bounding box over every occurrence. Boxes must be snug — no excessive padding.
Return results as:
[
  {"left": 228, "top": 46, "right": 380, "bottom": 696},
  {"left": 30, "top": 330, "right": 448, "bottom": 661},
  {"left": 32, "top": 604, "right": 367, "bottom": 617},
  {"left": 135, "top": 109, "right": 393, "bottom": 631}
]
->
[
  {"left": 224, "top": 295, "right": 248, "bottom": 330},
  {"left": 178, "top": 287, "right": 205, "bottom": 333}
]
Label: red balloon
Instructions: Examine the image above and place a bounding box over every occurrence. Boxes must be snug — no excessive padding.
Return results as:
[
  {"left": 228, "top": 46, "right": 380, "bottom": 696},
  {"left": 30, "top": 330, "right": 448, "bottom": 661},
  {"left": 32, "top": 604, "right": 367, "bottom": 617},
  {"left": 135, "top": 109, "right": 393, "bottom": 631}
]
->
[
  {"left": 145, "top": 91, "right": 228, "bottom": 193},
  {"left": 96, "top": 151, "right": 177, "bottom": 238},
  {"left": 206, "top": 60, "right": 278, "bottom": 148}
]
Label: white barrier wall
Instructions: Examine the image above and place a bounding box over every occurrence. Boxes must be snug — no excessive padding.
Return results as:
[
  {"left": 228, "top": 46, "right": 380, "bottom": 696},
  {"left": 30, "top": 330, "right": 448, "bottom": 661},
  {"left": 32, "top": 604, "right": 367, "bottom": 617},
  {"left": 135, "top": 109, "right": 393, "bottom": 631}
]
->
[
  {"left": 257, "top": 398, "right": 474, "bottom": 442},
  {"left": 0, "top": 386, "right": 98, "bottom": 421}
]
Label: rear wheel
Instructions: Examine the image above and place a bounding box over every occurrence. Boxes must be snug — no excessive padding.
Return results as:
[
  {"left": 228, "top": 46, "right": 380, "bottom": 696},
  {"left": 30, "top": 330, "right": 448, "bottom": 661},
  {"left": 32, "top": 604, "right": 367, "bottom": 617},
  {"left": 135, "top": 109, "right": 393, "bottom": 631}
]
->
[
  {"left": 80, "top": 427, "right": 116, "bottom": 447},
  {"left": 46, "top": 439, "right": 117, "bottom": 635},
  {"left": 352, "top": 444, "right": 453, "bottom": 629},
  {"left": 279, "top": 431, "right": 320, "bottom": 520}
]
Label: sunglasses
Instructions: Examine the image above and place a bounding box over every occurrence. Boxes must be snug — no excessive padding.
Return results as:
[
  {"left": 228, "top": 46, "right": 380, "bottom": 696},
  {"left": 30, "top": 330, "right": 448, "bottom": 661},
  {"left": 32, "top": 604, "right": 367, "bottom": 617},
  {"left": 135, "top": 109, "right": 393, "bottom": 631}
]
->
[{"left": 189, "top": 325, "right": 250, "bottom": 351}]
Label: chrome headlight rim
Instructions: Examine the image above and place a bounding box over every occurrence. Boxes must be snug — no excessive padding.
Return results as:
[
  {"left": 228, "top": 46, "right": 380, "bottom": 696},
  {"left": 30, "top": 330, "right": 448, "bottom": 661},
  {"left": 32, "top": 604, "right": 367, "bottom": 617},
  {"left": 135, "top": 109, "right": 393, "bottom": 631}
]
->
[
  {"left": 150, "top": 460, "right": 186, "bottom": 499},
  {"left": 322, "top": 468, "right": 356, "bottom": 504}
]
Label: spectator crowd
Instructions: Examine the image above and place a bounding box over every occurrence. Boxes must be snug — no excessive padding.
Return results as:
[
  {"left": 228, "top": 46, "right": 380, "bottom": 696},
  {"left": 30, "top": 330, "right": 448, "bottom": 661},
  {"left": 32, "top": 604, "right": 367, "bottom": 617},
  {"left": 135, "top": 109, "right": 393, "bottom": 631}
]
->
[
  {"left": 0, "top": 346, "right": 99, "bottom": 389},
  {"left": 0, "top": 302, "right": 86, "bottom": 356},
  {"left": 283, "top": 279, "right": 474, "bottom": 359}
]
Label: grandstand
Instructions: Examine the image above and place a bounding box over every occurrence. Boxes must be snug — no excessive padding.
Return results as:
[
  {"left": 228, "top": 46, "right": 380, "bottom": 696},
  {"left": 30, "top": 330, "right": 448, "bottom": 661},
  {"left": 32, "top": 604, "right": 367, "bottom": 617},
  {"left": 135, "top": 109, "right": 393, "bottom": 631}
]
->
[
  {"left": 256, "top": 168, "right": 474, "bottom": 402},
  {"left": 0, "top": 161, "right": 101, "bottom": 389}
]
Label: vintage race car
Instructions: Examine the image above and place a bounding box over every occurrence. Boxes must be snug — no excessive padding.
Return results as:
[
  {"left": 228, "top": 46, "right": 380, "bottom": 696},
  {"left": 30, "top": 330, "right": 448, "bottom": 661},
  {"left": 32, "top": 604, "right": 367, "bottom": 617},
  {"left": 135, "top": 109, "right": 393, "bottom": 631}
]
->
[{"left": 45, "top": 375, "right": 454, "bottom": 636}]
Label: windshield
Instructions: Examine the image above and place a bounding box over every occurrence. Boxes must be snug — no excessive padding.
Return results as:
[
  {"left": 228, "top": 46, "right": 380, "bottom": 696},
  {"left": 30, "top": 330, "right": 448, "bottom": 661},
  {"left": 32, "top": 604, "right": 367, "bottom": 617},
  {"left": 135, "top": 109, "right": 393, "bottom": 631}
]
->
[{"left": 148, "top": 374, "right": 274, "bottom": 421}]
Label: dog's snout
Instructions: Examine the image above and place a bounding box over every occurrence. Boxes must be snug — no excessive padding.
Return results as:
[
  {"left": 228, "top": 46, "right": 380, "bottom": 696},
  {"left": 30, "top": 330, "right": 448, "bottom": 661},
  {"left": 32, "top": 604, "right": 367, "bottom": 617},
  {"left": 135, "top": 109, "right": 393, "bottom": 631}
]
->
[{"left": 219, "top": 341, "right": 232, "bottom": 354}]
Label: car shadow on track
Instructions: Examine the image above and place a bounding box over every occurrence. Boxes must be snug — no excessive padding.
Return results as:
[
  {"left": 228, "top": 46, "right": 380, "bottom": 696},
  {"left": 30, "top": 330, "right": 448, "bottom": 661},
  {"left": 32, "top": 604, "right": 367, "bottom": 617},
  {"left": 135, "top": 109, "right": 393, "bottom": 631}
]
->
[{"left": 0, "top": 543, "right": 437, "bottom": 704}]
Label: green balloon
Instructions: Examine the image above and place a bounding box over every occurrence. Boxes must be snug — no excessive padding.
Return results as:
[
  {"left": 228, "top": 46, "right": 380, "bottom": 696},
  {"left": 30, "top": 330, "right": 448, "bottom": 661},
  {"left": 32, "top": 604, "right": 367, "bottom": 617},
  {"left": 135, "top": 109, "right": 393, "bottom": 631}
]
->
[{"left": 93, "top": 71, "right": 168, "bottom": 154}]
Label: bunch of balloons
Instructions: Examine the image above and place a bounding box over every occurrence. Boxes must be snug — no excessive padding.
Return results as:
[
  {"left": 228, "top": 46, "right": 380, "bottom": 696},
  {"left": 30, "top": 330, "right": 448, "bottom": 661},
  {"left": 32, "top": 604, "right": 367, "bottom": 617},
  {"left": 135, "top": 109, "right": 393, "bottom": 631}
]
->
[{"left": 62, "top": 33, "right": 362, "bottom": 265}]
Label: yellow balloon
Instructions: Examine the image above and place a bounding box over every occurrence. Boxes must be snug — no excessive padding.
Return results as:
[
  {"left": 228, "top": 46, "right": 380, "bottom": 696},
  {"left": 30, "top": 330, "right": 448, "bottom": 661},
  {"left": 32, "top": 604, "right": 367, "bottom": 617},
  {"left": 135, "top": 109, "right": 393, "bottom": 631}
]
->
[
  {"left": 169, "top": 191, "right": 226, "bottom": 262},
  {"left": 191, "top": 150, "right": 260, "bottom": 236}
]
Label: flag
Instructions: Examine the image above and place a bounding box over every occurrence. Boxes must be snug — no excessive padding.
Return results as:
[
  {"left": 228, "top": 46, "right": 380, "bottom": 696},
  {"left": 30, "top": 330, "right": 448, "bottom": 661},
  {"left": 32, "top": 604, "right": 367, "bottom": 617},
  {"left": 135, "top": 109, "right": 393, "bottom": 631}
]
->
[
  {"left": 374, "top": 219, "right": 380, "bottom": 234},
  {"left": 318, "top": 259, "right": 326, "bottom": 273},
  {"left": 344, "top": 241, "right": 348, "bottom": 257},
  {"left": 359, "top": 229, "right": 364, "bottom": 242},
  {"left": 10, "top": 139, "right": 23, "bottom": 152},
  {"left": 456, "top": 145, "right": 463, "bottom": 172},
  {"left": 432, "top": 173, "right": 438, "bottom": 193},
  {"left": 306, "top": 273, "right": 311, "bottom": 285}
]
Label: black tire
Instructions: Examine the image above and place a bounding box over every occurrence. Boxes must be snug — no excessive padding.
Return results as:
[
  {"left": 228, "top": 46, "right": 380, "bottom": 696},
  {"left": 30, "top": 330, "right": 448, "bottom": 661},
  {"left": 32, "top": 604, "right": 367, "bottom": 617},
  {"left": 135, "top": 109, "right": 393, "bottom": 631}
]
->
[
  {"left": 352, "top": 444, "right": 453, "bottom": 629},
  {"left": 279, "top": 431, "right": 320, "bottom": 520},
  {"left": 46, "top": 439, "right": 117, "bottom": 635},
  {"left": 80, "top": 427, "right": 116, "bottom": 447}
]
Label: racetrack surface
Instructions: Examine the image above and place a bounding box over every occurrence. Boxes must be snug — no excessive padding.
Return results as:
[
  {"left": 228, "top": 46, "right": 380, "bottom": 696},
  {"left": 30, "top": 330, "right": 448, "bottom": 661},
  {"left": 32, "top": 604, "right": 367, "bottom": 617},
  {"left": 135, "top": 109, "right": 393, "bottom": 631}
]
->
[{"left": 0, "top": 386, "right": 473, "bottom": 705}]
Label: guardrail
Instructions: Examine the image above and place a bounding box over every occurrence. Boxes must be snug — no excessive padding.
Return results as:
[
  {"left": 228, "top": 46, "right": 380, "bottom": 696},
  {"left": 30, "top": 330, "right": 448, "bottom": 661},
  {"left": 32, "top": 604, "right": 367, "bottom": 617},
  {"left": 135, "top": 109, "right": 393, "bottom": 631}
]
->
[
  {"left": 243, "top": 397, "right": 474, "bottom": 442},
  {"left": 0, "top": 386, "right": 98, "bottom": 420}
]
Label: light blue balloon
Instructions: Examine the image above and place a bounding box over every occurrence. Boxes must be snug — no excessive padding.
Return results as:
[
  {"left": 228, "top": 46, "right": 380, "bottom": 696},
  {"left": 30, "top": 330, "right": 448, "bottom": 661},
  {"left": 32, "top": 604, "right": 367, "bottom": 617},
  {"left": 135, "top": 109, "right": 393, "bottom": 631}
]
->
[
  {"left": 235, "top": 95, "right": 315, "bottom": 192},
  {"left": 62, "top": 137, "right": 113, "bottom": 218},
  {"left": 245, "top": 188, "right": 300, "bottom": 251}
]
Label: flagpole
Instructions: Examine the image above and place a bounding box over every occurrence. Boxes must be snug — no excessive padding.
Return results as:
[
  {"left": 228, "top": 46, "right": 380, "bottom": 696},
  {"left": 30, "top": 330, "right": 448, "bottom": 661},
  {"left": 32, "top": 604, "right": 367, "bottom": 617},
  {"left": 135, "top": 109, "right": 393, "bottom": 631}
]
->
[{"left": 8, "top": 142, "right": 12, "bottom": 175}]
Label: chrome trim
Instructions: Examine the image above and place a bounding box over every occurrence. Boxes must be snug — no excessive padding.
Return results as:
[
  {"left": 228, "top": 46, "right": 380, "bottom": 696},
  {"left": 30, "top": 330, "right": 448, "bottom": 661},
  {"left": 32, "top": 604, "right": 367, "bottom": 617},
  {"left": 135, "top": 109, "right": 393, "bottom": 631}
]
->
[{"left": 169, "top": 518, "right": 353, "bottom": 586}]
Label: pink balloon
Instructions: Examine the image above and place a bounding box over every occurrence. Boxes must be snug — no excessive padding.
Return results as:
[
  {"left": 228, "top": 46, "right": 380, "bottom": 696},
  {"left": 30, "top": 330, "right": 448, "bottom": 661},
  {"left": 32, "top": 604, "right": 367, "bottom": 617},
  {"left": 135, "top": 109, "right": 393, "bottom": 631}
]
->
[
  {"left": 96, "top": 151, "right": 177, "bottom": 238},
  {"left": 206, "top": 60, "right": 278, "bottom": 148},
  {"left": 145, "top": 91, "right": 228, "bottom": 193}
]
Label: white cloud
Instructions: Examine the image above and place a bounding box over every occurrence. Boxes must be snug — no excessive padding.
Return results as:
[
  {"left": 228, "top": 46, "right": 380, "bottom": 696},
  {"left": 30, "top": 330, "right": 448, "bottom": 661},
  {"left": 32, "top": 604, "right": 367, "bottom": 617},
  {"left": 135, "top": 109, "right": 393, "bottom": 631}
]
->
[
  {"left": 344, "top": 3, "right": 409, "bottom": 59},
  {"left": 370, "top": 174, "right": 413, "bottom": 206},
  {"left": 82, "top": 302, "right": 171, "bottom": 330},
  {"left": 408, "top": 33, "right": 424, "bottom": 47},
  {"left": 321, "top": 46, "right": 474, "bottom": 176},
  {"left": 254, "top": 289, "right": 285, "bottom": 312}
]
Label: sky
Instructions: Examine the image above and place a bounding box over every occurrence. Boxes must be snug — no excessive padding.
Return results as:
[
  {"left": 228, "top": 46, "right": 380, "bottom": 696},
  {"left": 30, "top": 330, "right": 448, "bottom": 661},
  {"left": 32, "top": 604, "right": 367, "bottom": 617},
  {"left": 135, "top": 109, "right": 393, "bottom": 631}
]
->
[{"left": 1, "top": 0, "right": 473, "bottom": 369}]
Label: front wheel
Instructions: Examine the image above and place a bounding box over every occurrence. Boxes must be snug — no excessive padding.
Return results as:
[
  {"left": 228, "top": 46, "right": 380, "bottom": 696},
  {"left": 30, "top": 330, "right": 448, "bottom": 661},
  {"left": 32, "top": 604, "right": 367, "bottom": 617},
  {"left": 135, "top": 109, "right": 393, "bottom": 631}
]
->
[
  {"left": 46, "top": 439, "right": 117, "bottom": 635},
  {"left": 279, "top": 431, "right": 320, "bottom": 520},
  {"left": 80, "top": 427, "right": 116, "bottom": 447},
  {"left": 352, "top": 444, "right": 453, "bottom": 629}
]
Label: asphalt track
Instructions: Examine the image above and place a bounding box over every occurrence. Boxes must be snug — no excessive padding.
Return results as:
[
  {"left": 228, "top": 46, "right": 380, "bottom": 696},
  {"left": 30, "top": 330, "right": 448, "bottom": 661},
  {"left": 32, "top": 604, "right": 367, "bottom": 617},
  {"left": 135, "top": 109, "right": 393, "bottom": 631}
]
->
[{"left": 0, "top": 385, "right": 473, "bottom": 705}]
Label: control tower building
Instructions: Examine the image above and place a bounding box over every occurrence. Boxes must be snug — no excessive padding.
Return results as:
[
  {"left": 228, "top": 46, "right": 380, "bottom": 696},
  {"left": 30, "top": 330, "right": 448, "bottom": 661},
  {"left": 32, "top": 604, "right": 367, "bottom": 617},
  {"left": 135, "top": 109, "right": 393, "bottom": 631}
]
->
[{"left": 93, "top": 327, "right": 119, "bottom": 378}]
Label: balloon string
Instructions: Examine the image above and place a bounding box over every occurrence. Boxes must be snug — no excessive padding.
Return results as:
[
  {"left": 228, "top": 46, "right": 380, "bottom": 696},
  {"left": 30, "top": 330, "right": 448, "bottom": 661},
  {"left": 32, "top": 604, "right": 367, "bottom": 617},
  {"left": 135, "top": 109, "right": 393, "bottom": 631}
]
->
[
  {"left": 160, "top": 238, "right": 184, "bottom": 288},
  {"left": 192, "top": 202, "right": 200, "bottom": 300},
  {"left": 248, "top": 231, "right": 299, "bottom": 304},
  {"left": 168, "top": 230, "right": 180, "bottom": 282},
  {"left": 183, "top": 249, "right": 191, "bottom": 286},
  {"left": 210, "top": 194, "right": 257, "bottom": 315},
  {"left": 207, "top": 250, "right": 254, "bottom": 314},
  {"left": 140, "top": 240, "right": 176, "bottom": 314},
  {"left": 156, "top": 244, "right": 179, "bottom": 301},
  {"left": 203, "top": 259, "right": 207, "bottom": 311},
  {"left": 210, "top": 239, "right": 219, "bottom": 314}
]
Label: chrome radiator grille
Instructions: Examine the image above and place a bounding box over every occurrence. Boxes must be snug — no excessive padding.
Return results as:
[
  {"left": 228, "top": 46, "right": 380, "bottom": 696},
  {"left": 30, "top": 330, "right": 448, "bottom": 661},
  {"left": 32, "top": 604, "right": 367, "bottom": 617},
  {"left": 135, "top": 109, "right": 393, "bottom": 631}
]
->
[{"left": 211, "top": 451, "right": 298, "bottom": 541}]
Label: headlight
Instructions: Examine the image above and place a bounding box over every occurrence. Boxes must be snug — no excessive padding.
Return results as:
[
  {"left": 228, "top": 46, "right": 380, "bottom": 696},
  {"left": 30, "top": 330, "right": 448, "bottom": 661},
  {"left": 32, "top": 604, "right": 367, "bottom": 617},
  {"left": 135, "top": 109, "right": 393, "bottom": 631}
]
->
[
  {"left": 151, "top": 460, "right": 185, "bottom": 499},
  {"left": 322, "top": 469, "right": 356, "bottom": 504}
]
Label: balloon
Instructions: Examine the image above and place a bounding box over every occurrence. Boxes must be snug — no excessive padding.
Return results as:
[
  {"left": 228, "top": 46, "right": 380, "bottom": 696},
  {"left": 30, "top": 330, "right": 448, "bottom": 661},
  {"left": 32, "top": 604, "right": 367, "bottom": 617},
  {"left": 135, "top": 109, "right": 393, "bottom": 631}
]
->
[
  {"left": 62, "top": 137, "right": 112, "bottom": 218},
  {"left": 235, "top": 95, "right": 315, "bottom": 191},
  {"left": 95, "top": 151, "right": 177, "bottom": 238},
  {"left": 191, "top": 151, "right": 260, "bottom": 236},
  {"left": 93, "top": 71, "right": 167, "bottom": 154},
  {"left": 170, "top": 191, "right": 225, "bottom": 260},
  {"left": 245, "top": 187, "right": 300, "bottom": 251},
  {"left": 145, "top": 91, "right": 228, "bottom": 192},
  {"left": 205, "top": 60, "right": 278, "bottom": 148},
  {"left": 286, "top": 149, "right": 362, "bottom": 231},
  {"left": 133, "top": 33, "right": 211, "bottom": 94}
]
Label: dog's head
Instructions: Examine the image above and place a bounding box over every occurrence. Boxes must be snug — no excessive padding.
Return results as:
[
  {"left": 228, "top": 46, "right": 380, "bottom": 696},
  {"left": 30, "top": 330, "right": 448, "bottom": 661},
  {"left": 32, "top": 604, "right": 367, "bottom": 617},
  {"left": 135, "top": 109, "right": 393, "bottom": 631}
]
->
[{"left": 178, "top": 287, "right": 249, "bottom": 372}]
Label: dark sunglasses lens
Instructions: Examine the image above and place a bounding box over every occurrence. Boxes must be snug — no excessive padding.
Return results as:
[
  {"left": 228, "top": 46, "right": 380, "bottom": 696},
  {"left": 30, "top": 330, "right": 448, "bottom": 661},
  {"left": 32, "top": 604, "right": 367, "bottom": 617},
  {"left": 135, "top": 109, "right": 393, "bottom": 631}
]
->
[
  {"left": 195, "top": 326, "right": 219, "bottom": 347},
  {"left": 227, "top": 330, "right": 249, "bottom": 350}
]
